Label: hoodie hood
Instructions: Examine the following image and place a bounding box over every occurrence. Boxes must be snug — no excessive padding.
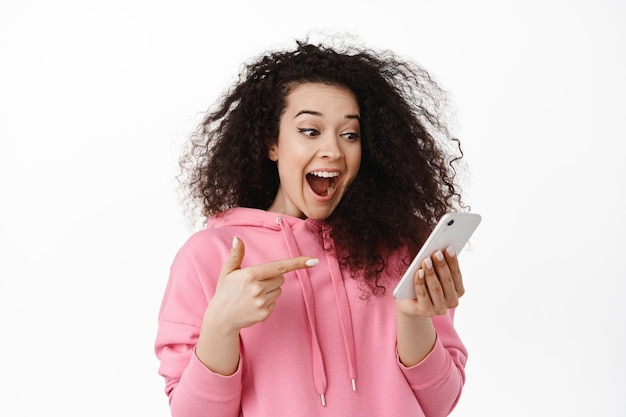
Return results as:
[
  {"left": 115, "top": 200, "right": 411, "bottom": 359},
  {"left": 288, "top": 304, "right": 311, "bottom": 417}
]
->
[{"left": 207, "top": 207, "right": 357, "bottom": 406}]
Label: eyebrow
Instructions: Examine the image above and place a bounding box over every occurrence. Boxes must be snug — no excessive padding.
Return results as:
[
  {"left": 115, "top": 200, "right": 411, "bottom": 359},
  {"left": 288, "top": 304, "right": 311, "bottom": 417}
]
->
[{"left": 294, "top": 110, "right": 361, "bottom": 121}]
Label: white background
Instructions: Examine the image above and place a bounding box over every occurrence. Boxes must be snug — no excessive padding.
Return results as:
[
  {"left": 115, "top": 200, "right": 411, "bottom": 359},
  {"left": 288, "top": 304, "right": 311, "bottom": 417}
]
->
[{"left": 1, "top": 0, "right": 625, "bottom": 415}]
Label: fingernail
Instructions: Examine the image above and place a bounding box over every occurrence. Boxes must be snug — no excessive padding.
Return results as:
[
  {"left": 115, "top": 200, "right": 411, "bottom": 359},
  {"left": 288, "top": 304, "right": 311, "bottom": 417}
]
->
[
  {"left": 305, "top": 258, "right": 320, "bottom": 267},
  {"left": 424, "top": 257, "right": 433, "bottom": 269},
  {"left": 446, "top": 246, "right": 456, "bottom": 257},
  {"left": 232, "top": 236, "right": 239, "bottom": 249},
  {"left": 418, "top": 269, "right": 425, "bottom": 279},
  {"left": 435, "top": 250, "right": 444, "bottom": 262}
]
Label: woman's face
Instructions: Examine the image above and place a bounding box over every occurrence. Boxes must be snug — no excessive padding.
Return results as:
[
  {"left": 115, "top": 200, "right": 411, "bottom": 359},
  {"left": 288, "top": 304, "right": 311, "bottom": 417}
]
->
[{"left": 267, "top": 82, "right": 362, "bottom": 220}]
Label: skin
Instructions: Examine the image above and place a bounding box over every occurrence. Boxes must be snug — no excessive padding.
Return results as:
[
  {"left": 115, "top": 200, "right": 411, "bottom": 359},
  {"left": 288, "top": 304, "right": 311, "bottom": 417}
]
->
[
  {"left": 267, "top": 83, "right": 362, "bottom": 220},
  {"left": 395, "top": 247, "right": 465, "bottom": 367},
  {"left": 196, "top": 237, "right": 318, "bottom": 375},
  {"left": 195, "top": 82, "right": 464, "bottom": 375}
]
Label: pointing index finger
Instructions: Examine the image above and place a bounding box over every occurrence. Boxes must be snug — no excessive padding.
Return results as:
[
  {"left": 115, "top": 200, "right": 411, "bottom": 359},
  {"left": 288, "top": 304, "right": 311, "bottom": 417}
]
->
[{"left": 249, "top": 257, "right": 319, "bottom": 279}]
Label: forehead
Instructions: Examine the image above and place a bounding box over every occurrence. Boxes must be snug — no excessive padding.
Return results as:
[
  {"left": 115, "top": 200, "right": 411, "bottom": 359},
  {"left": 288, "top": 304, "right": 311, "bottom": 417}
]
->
[{"left": 284, "top": 82, "right": 359, "bottom": 112}]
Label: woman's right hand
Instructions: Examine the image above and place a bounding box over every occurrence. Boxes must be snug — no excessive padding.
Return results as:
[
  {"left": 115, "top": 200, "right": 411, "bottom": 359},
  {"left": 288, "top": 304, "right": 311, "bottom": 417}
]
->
[{"left": 195, "top": 237, "right": 318, "bottom": 375}]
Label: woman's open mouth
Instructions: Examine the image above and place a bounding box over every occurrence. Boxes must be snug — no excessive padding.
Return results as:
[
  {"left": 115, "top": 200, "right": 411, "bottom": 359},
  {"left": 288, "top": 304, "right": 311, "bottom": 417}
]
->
[{"left": 306, "top": 171, "right": 339, "bottom": 196}]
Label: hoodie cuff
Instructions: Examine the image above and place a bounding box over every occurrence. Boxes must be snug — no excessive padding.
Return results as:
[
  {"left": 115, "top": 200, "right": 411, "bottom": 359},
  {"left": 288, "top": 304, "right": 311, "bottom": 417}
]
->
[
  {"left": 180, "top": 348, "right": 243, "bottom": 401},
  {"left": 398, "top": 334, "right": 452, "bottom": 390}
]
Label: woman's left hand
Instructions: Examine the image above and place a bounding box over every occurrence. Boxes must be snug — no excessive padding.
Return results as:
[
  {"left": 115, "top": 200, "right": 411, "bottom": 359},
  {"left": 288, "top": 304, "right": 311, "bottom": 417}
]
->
[{"left": 396, "top": 246, "right": 465, "bottom": 317}]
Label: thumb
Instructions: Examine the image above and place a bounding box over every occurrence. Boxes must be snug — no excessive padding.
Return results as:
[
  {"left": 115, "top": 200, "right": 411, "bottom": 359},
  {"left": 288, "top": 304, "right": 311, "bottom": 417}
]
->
[{"left": 221, "top": 236, "right": 245, "bottom": 275}]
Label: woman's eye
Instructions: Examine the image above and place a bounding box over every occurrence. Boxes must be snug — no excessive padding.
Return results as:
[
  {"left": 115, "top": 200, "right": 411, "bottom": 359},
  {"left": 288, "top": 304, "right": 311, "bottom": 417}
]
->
[
  {"left": 298, "top": 128, "right": 319, "bottom": 137},
  {"left": 341, "top": 132, "right": 360, "bottom": 141}
]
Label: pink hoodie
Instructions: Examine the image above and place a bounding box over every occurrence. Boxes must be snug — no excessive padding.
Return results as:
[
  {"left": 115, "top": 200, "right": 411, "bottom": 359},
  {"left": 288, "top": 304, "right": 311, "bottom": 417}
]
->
[{"left": 155, "top": 208, "right": 467, "bottom": 417}]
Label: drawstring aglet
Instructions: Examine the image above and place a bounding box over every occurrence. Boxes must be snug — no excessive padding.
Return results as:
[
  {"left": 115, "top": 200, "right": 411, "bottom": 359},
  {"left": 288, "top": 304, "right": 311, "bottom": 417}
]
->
[
  {"left": 320, "top": 393, "right": 326, "bottom": 407},
  {"left": 351, "top": 378, "right": 356, "bottom": 391}
]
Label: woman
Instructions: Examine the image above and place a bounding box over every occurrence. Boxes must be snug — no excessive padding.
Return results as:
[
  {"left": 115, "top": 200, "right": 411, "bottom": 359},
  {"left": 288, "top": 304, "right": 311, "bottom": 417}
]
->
[{"left": 155, "top": 36, "right": 469, "bottom": 417}]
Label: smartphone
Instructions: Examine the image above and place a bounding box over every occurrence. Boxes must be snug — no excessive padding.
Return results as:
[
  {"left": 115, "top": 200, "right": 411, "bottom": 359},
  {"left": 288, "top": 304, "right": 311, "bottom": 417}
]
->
[{"left": 392, "top": 212, "right": 482, "bottom": 299}]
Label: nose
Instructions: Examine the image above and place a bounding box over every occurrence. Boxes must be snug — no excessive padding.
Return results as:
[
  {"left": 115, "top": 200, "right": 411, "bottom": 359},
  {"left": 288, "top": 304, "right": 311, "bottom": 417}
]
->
[{"left": 317, "top": 134, "right": 343, "bottom": 160}]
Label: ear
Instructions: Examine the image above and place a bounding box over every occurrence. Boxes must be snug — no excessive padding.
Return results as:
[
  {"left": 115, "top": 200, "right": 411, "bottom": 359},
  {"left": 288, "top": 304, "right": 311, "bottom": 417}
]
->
[{"left": 268, "top": 144, "right": 278, "bottom": 162}]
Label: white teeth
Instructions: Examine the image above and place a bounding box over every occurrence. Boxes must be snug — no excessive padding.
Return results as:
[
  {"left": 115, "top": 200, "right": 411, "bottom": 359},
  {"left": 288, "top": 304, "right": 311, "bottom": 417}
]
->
[
  {"left": 326, "top": 184, "right": 335, "bottom": 195},
  {"left": 310, "top": 171, "right": 339, "bottom": 178}
]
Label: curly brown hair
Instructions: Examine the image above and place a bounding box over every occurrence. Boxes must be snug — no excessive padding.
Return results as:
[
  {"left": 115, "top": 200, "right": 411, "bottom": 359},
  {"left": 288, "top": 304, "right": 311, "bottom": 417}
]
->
[{"left": 179, "top": 35, "right": 467, "bottom": 296}]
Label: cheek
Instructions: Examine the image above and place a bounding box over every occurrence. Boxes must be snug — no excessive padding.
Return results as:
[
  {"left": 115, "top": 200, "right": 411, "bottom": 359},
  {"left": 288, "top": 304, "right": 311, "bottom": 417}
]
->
[
  {"left": 279, "top": 146, "right": 308, "bottom": 169},
  {"left": 277, "top": 156, "right": 301, "bottom": 180},
  {"left": 349, "top": 148, "right": 362, "bottom": 173}
]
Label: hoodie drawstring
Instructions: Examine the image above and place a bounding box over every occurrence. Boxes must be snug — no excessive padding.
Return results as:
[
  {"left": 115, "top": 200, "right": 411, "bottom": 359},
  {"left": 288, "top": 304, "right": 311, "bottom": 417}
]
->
[
  {"left": 276, "top": 217, "right": 358, "bottom": 406},
  {"left": 277, "top": 217, "right": 328, "bottom": 406},
  {"left": 323, "top": 229, "right": 358, "bottom": 392}
]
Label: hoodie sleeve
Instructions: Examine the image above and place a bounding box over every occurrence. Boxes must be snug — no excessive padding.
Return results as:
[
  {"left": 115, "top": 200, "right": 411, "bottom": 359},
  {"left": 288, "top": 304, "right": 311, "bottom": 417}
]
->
[
  {"left": 399, "top": 309, "right": 467, "bottom": 417},
  {"left": 154, "top": 238, "right": 243, "bottom": 417}
]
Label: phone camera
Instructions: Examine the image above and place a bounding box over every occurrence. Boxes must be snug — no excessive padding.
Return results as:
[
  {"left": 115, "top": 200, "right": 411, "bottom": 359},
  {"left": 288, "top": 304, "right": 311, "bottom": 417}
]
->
[{"left": 447, "top": 219, "right": 455, "bottom": 226}]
